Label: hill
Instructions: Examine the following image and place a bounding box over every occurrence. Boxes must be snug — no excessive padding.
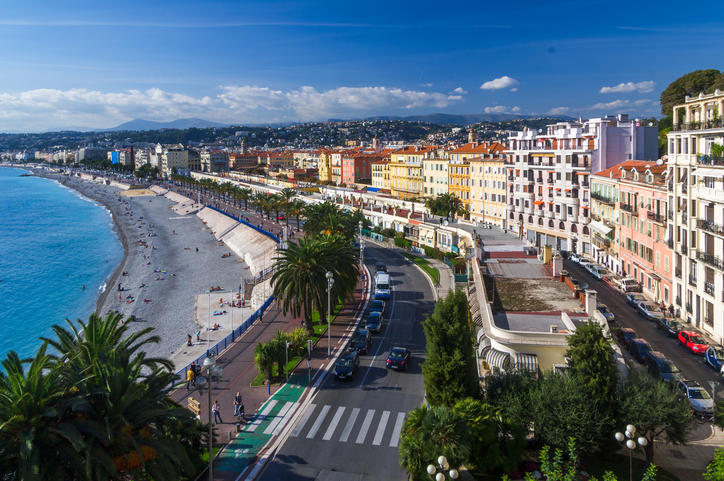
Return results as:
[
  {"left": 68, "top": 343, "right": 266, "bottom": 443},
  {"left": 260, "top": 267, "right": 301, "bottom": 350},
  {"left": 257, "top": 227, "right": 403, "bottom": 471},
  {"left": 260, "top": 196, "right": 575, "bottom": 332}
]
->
[{"left": 107, "top": 118, "right": 229, "bottom": 131}]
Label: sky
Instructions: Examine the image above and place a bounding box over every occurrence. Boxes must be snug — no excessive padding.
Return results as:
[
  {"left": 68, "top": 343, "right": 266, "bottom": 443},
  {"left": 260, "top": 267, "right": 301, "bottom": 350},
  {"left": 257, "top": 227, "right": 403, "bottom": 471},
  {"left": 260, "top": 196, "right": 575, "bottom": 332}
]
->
[{"left": 1, "top": 0, "right": 723, "bottom": 132}]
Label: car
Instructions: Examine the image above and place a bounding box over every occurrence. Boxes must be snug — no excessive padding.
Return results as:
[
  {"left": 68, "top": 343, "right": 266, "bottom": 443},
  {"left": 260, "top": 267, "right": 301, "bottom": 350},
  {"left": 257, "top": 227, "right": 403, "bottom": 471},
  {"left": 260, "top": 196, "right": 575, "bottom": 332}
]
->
[
  {"left": 374, "top": 272, "right": 391, "bottom": 300},
  {"left": 637, "top": 302, "right": 665, "bottom": 321},
  {"left": 589, "top": 266, "right": 608, "bottom": 280},
  {"left": 617, "top": 278, "right": 642, "bottom": 293},
  {"left": 277, "top": 214, "right": 285, "bottom": 221},
  {"left": 629, "top": 338, "right": 653, "bottom": 364},
  {"left": 597, "top": 304, "right": 615, "bottom": 323},
  {"left": 678, "top": 330, "right": 709, "bottom": 355},
  {"left": 625, "top": 292, "right": 647, "bottom": 307},
  {"left": 677, "top": 380, "right": 715, "bottom": 418},
  {"left": 333, "top": 350, "right": 360, "bottom": 381},
  {"left": 375, "top": 263, "right": 387, "bottom": 273},
  {"left": 583, "top": 262, "right": 599, "bottom": 275},
  {"left": 369, "top": 299, "right": 386, "bottom": 314},
  {"left": 616, "top": 327, "right": 638, "bottom": 348},
  {"left": 704, "top": 346, "right": 724, "bottom": 374},
  {"left": 350, "top": 329, "right": 371, "bottom": 354},
  {"left": 657, "top": 317, "right": 683, "bottom": 337},
  {"left": 365, "top": 311, "right": 382, "bottom": 333},
  {"left": 386, "top": 347, "right": 410, "bottom": 370},
  {"left": 569, "top": 253, "right": 581, "bottom": 264},
  {"left": 645, "top": 351, "right": 683, "bottom": 384}
]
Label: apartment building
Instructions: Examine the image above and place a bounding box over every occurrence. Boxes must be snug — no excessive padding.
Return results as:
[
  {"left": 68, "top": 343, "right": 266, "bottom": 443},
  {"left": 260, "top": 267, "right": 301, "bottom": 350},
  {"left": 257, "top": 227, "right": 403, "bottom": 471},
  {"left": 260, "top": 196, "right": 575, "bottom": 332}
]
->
[
  {"left": 229, "top": 152, "right": 258, "bottom": 170},
  {"left": 161, "top": 144, "right": 189, "bottom": 178},
  {"left": 200, "top": 150, "right": 229, "bottom": 173},
  {"left": 506, "top": 115, "right": 658, "bottom": 253},
  {"left": 134, "top": 148, "right": 152, "bottom": 170},
  {"left": 422, "top": 157, "right": 449, "bottom": 197},
  {"left": 667, "top": 90, "right": 724, "bottom": 340},
  {"left": 371, "top": 159, "right": 390, "bottom": 191},
  {"left": 342, "top": 153, "right": 378, "bottom": 186},
  {"left": 469, "top": 155, "right": 507, "bottom": 228},
  {"left": 448, "top": 161, "right": 471, "bottom": 209},
  {"left": 389, "top": 146, "right": 436, "bottom": 199},
  {"left": 318, "top": 151, "right": 332, "bottom": 182}
]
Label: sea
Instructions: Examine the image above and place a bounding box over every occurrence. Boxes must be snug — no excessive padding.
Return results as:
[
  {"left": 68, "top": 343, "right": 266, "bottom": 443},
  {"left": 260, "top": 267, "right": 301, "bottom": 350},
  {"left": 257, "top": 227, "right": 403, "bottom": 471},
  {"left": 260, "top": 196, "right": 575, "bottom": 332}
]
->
[{"left": 0, "top": 167, "right": 123, "bottom": 361}]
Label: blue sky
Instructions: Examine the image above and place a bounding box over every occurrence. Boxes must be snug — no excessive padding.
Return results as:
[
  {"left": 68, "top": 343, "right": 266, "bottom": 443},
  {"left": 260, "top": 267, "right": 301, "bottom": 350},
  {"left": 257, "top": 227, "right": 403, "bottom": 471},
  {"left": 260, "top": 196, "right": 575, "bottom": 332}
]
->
[{"left": 1, "top": 0, "right": 723, "bottom": 131}]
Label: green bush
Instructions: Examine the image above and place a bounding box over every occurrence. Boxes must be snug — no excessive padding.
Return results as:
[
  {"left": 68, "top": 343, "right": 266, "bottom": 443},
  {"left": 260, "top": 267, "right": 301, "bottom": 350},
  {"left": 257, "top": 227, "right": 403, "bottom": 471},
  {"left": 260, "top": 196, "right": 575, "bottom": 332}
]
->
[
  {"left": 381, "top": 228, "right": 396, "bottom": 238},
  {"left": 287, "top": 327, "right": 308, "bottom": 356},
  {"left": 423, "top": 245, "right": 444, "bottom": 260},
  {"left": 394, "top": 232, "right": 412, "bottom": 249}
]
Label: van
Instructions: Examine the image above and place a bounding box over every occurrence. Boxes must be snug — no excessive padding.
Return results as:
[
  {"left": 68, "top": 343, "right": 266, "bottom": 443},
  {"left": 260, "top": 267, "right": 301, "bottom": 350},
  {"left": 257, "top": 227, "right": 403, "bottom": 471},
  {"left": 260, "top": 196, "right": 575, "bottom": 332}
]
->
[
  {"left": 374, "top": 272, "right": 391, "bottom": 300},
  {"left": 617, "top": 278, "right": 642, "bottom": 293}
]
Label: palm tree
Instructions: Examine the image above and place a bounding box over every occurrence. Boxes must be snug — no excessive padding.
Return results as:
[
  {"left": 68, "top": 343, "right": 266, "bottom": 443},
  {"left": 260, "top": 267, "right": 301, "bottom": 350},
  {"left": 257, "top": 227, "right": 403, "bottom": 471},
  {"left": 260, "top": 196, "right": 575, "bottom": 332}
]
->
[
  {"left": 278, "top": 188, "right": 296, "bottom": 225},
  {"left": 239, "top": 188, "right": 252, "bottom": 211},
  {"left": 252, "top": 192, "right": 269, "bottom": 218},
  {"left": 288, "top": 199, "right": 306, "bottom": 230},
  {"left": 254, "top": 342, "right": 274, "bottom": 382}
]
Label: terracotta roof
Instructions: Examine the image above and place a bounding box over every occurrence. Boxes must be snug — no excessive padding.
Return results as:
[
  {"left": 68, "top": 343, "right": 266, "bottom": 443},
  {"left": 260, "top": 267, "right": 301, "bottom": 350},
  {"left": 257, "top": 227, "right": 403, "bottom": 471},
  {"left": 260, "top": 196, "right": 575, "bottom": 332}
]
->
[
  {"left": 449, "top": 141, "right": 506, "bottom": 155},
  {"left": 393, "top": 145, "right": 437, "bottom": 155},
  {"left": 592, "top": 160, "right": 668, "bottom": 179}
]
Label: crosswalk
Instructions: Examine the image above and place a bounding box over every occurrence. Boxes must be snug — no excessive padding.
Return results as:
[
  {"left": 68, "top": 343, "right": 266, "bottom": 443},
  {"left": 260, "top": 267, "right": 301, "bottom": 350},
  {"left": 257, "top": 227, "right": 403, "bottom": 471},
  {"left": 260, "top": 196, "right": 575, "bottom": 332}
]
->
[{"left": 290, "top": 403, "right": 406, "bottom": 448}]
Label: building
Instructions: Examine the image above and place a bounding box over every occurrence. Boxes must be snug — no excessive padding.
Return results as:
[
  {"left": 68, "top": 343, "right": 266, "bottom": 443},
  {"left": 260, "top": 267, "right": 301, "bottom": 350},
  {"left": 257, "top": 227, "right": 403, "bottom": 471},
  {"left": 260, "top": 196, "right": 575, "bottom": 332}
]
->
[
  {"left": 200, "top": 150, "right": 229, "bottom": 173},
  {"left": 229, "top": 152, "right": 258, "bottom": 170},
  {"left": 161, "top": 144, "right": 189, "bottom": 177},
  {"left": 342, "top": 153, "right": 377, "bottom": 186},
  {"left": 109, "top": 148, "right": 134, "bottom": 166},
  {"left": 389, "top": 146, "right": 436, "bottom": 199},
  {"left": 591, "top": 160, "right": 672, "bottom": 303},
  {"left": 422, "top": 157, "right": 449, "bottom": 197},
  {"left": 77, "top": 147, "right": 107, "bottom": 162},
  {"left": 187, "top": 149, "right": 201, "bottom": 172},
  {"left": 330, "top": 151, "right": 344, "bottom": 185},
  {"left": 469, "top": 155, "right": 507, "bottom": 228},
  {"left": 318, "top": 151, "right": 332, "bottom": 183},
  {"left": 371, "top": 159, "right": 390, "bottom": 191},
  {"left": 260, "top": 151, "right": 295, "bottom": 169},
  {"left": 506, "top": 115, "right": 658, "bottom": 254},
  {"left": 134, "top": 148, "right": 152, "bottom": 170},
  {"left": 448, "top": 160, "right": 471, "bottom": 210},
  {"left": 667, "top": 90, "right": 724, "bottom": 340}
]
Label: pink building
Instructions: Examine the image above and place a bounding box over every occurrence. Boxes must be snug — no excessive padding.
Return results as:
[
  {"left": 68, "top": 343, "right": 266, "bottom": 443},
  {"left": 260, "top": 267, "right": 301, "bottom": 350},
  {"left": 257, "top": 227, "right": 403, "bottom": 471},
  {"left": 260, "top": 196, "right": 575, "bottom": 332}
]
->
[{"left": 342, "top": 153, "right": 379, "bottom": 186}]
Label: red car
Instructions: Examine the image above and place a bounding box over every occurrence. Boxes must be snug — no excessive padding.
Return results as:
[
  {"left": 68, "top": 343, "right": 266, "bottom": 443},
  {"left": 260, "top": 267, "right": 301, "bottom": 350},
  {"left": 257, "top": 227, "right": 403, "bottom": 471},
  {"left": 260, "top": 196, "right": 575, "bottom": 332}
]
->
[{"left": 678, "top": 330, "right": 709, "bottom": 355}]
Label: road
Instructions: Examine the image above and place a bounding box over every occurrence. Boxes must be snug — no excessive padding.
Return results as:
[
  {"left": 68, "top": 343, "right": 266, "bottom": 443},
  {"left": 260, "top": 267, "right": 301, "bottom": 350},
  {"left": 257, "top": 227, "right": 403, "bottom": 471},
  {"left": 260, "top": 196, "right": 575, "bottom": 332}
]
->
[
  {"left": 564, "top": 259, "right": 723, "bottom": 397},
  {"left": 257, "top": 245, "right": 435, "bottom": 481}
]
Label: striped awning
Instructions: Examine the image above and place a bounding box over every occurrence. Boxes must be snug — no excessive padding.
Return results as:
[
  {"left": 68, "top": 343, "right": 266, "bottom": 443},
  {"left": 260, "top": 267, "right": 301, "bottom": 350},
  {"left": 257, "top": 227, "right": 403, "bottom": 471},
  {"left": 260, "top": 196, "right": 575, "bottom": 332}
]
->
[
  {"left": 486, "top": 348, "right": 511, "bottom": 371},
  {"left": 477, "top": 335, "right": 491, "bottom": 357},
  {"left": 515, "top": 352, "right": 539, "bottom": 373}
]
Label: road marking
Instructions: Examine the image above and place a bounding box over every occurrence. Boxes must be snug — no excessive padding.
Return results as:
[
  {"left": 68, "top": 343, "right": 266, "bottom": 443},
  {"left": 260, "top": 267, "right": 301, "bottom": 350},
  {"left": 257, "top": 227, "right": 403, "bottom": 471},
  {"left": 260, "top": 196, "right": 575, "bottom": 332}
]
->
[
  {"left": 322, "top": 406, "right": 346, "bottom": 441},
  {"left": 272, "top": 402, "right": 299, "bottom": 436},
  {"left": 355, "top": 409, "right": 376, "bottom": 444},
  {"left": 290, "top": 403, "right": 316, "bottom": 437},
  {"left": 339, "top": 407, "right": 360, "bottom": 442},
  {"left": 372, "top": 410, "right": 390, "bottom": 446},
  {"left": 306, "top": 404, "right": 331, "bottom": 439},
  {"left": 168, "top": 216, "right": 193, "bottom": 219},
  {"left": 263, "top": 401, "right": 294, "bottom": 435},
  {"left": 245, "top": 399, "right": 277, "bottom": 433},
  {"left": 360, "top": 286, "right": 396, "bottom": 386},
  {"left": 389, "top": 412, "right": 406, "bottom": 447}
]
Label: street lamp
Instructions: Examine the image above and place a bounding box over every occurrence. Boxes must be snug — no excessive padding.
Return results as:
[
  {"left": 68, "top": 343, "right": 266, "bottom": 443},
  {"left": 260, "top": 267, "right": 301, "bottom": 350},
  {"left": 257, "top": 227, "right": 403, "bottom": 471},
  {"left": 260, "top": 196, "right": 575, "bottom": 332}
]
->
[
  {"left": 358, "top": 220, "right": 365, "bottom": 266},
  {"left": 201, "top": 356, "right": 223, "bottom": 481},
  {"left": 426, "top": 455, "right": 459, "bottom": 481},
  {"left": 615, "top": 424, "right": 648, "bottom": 481},
  {"left": 326, "top": 271, "right": 334, "bottom": 357}
]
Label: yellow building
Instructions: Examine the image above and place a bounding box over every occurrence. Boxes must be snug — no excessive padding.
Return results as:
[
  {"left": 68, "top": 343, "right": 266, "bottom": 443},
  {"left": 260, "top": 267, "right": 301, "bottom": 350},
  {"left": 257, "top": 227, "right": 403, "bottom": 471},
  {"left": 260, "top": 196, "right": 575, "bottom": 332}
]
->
[
  {"left": 469, "top": 155, "right": 507, "bottom": 228},
  {"left": 448, "top": 161, "right": 471, "bottom": 209},
  {"left": 389, "top": 145, "right": 436, "bottom": 199},
  {"left": 371, "top": 159, "right": 390, "bottom": 190},
  {"left": 317, "top": 150, "right": 332, "bottom": 182}
]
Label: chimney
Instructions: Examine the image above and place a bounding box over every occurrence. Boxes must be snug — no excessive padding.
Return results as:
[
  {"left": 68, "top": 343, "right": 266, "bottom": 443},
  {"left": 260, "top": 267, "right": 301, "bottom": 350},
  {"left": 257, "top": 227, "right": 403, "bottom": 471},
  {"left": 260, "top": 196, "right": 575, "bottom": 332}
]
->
[{"left": 585, "top": 289, "right": 597, "bottom": 317}]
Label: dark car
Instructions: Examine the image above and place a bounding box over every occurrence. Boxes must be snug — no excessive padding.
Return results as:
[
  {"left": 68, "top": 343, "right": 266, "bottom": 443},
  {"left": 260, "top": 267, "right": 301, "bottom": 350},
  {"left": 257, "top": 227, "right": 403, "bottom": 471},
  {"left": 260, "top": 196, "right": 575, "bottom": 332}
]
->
[
  {"left": 369, "top": 299, "right": 386, "bottom": 314},
  {"left": 646, "top": 351, "right": 683, "bottom": 384},
  {"left": 386, "top": 347, "right": 410, "bottom": 370},
  {"left": 350, "top": 329, "right": 371, "bottom": 354},
  {"left": 333, "top": 349, "right": 360, "bottom": 381},
  {"left": 616, "top": 327, "right": 637, "bottom": 348},
  {"left": 597, "top": 304, "right": 615, "bottom": 323},
  {"left": 637, "top": 302, "right": 665, "bottom": 322},
  {"left": 657, "top": 317, "right": 683, "bottom": 337},
  {"left": 365, "top": 311, "right": 382, "bottom": 333},
  {"left": 375, "top": 263, "right": 387, "bottom": 273},
  {"left": 625, "top": 292, "right": 647, "bottom": 307},
  {"left": 704, "top": 346, "right": 724, "bottom": 374},
  {"left": 678, "top": 331, "right": 709, "bottom": 356},
  {"left": 629, "top": 338, "right": 653, "bottom": 363}
]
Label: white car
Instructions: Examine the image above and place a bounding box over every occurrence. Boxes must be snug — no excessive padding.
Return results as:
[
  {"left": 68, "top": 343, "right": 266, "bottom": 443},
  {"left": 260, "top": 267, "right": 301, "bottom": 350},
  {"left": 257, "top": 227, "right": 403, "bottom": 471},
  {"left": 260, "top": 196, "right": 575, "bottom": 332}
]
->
[{"left": 589, "top": 266, "right": 608, "bottom": 280}]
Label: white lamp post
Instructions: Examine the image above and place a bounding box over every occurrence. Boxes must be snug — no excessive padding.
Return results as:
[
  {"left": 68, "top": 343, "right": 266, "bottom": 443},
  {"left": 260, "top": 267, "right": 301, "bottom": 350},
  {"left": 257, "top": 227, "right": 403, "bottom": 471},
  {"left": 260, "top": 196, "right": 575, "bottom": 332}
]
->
[
  {"left": 358, "top": 220, "right": 365, "bottom": 267},
  {"left": 326, "top": 271, "right": 334, "bottom": 357},
  {"left": 426, "top": 455, "right": 459, "bottom": 481},
  {"left": 615, "top": 424, "right": 648, "bottom": 481},
  {"left": 201, "top": 356, "right": 223, "bottom": 481}
]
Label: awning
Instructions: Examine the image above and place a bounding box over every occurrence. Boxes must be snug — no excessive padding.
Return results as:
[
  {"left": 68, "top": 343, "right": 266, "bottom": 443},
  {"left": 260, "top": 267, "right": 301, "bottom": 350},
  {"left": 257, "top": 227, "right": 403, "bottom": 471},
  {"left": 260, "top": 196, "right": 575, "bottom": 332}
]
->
[
  {"left": 533, "top": 200, "right": 544, "bottom": 206},
  {"left": 576, "top": 172, "right": 590, "bottom": 175},
  {"left": 486, "top": 348, "right": 511, "bottom": 371},
  {"left": 548, "top": 186, "right": 553, "bottom": 189},
  {"left": 564, "top": 188, "right": 571, "bottom": 192},
  {"left": 694, "top": 168, "right": 723, "bottom": 178},
  {"left": 582, "top": 206, "right": 590, "bottom": 209},
  {"left": 515, "top": 352, "right": 539, "bottom": 373},
  {"left": 556, "top": 187, "right": 561, "bottom": 190},
  {"left": 590, "top": 220, "right": 612, "bottom": 235}
]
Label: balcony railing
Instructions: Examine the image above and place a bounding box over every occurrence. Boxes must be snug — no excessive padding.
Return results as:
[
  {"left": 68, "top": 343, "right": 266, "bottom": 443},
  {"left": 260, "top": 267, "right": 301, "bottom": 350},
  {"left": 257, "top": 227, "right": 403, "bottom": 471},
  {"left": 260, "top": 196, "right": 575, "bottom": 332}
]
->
[
  {"left": 705, "top": 281, "right": 715, "bottom": 296},
  {"left": 697, "top": 250, "right": 724, "bottom": 270},
  {"left": 673, "top": 119, "right": 724, "bottom": 131},
  {"left": 698, "top": 218, "right": 724, "bottom": 236},
  {"left": 620, "top": 203, "right": 638, "bottom": 214},
  {"left": 647, "top": 211, "right": 666, "bottom": 224},
  {"left": 699, "top": 155, "right": 724, "bottom": 166},
  {"left": 590, "top": 192, "right": 616, "bottom": 205}
]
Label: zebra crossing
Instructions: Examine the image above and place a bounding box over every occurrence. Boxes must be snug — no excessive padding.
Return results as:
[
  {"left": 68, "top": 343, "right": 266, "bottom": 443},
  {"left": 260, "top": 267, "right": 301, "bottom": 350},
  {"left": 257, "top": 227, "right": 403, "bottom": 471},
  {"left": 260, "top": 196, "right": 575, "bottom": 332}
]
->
[{"left": 290, "top": 403, "right": 406, "bottom": 448}]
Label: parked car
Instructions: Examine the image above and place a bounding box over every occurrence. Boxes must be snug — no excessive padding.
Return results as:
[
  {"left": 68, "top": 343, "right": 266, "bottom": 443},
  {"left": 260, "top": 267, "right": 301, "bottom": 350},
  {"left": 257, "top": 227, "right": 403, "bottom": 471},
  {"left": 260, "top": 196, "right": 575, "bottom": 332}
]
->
[
  {"left": 679, "top": 331, "right": 709, "bottom": 355},
  {"left": 333, "top": 349, "right": 360, "bottom": 381},
  {"left": 386, "top": 347, "right": 410, "bottom": 370},
  {"left": 705, "top": 346, "right": 724, "bottom": 374},
  {"left": 646, "top": 351, "right": 683, "bottom": 384},
  {"left": 597, "top": 304, "right": 615, "bottom": 323},
  {"left": 277, "top": 214, "right": 285, "bottom": 221},
  {"left": 350, "top": 329, "right": 371, "bottom": 354},
  {"left": 375, "top": 263, "right": 387, "bottom": 273},
  {"left": 589, "top": 266, "right": 609, "bottom": 280},
  {"left": 365, "top": 311, "right": 382, "bottom": 333},
  {"left": 677, "top": 380, "right": 715, "bottom": 419},
  {"left": 657, "top": 317, "right": 683, "bottom": 337},
  {"left": 617, "top": 278, "right": 642, "bottom": 292},
  {"left": 625, "top": 292, "right": 647, "bottom": 307},
  {"left": 637, "top": 302, "right": 665, "bottom": 321},
  {"left": 368, "top": 299, "right": 386, "bottom": 314},
  {"left": 629, "top": 338, "right": 653, "bottom": 363},
  {"left": 616, "top": 327, "right": 638, "bottom": 348},
  {"left": 569, "top": 253, "right": 581, "bottom": 264}
]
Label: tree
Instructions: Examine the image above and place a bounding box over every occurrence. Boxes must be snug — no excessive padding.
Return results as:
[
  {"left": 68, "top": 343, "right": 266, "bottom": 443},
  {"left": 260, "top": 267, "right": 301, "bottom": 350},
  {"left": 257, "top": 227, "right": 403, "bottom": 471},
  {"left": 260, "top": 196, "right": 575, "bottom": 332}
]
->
[
  {"left": 135, "top": 164, "right": 159, "bottom": 179},
  {"left": 422, "top": 290, "right": 479, "bottom": 406},
  {"left": 484, "top": 370, "right": 538, "bottom": 441},
  {"left": 566, "top": 321, "right": 617, "bottom": 404},
  {"left": 238, "top": 188, "right": 252, "bottom": 211},
  {"left": 254, "top": 341, "right": 274, "bottom": 382},
  {"left": 617, "top": 371, "right": 692, "bottom": 465},
  {"left": 660, "top": 69, "right": 724, "bottom": 116},
  {"left": 425, "top": 193, "right": 462, "bottom": 218},
  {"left": 704, "top": 448, "right": 724, "bottom": 481}
]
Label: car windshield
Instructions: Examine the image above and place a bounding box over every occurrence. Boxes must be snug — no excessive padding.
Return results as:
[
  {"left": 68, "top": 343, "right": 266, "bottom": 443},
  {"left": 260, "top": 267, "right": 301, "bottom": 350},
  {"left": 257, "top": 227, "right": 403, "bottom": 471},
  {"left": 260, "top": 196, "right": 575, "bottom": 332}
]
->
[
  {"left": 690, "top": 336, "right": 706, "bottom": 345},
  {"left": 598, "top": 306, "right": 609, "bottom": 313},
  {"left": 715, "top": 349, "right": 724, "bottom": 359},
  {"left": 643, "top": 303, "right": 660, "bottom": 311},
  {"left": 389, "top": 349, "right": 405, "bottom": 360},
  {"left": 337, "top": 358, "right": 353, "bottom": 368},
  {"left": 689, "top": 388, "right": 711, "bottom": 400}
]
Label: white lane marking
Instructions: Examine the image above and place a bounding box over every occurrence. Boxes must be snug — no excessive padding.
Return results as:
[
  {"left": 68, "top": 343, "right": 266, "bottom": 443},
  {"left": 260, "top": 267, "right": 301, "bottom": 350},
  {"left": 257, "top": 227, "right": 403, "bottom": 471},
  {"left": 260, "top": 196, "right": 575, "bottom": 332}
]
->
[
  {"left": 389, "top": 412, "right": 406, "bottom": 447},
  {"left": 306, "top": 404, "right": 331, "bottom": 439},
  {"left": 168, "top": 216, "right": 193, "bottom": 219},
  {"left": 273, "top": 403, "right": 299, "bottom": 436},
  {"left": 339, "top": 407, "right": 360, "bottom": 442},
  {"left": 290, "top": 403, "right": 316, "bottom": 437},
  {"left": 372, "top": 410, "right": 391, "bottom": 446},
  {"left": 263, "top": 401, "right": 294, "bottom": 435},
  {"left": 322, "top": 406, "right": 346, "bottom": 441},
  {"left": 245, "top": 399, "right": 278, "bottom": 433},
  {"left": 355, "top": 409, "right": 376, "bottom": 444}
]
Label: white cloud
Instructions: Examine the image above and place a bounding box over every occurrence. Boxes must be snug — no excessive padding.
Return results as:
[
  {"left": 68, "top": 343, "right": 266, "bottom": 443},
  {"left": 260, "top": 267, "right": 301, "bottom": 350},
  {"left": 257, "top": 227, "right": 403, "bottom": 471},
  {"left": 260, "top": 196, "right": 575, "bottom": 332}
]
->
[
  {"left": 634, "top": 99, "right": 653, "bottom": 105},
  {"left": 511, "top": 106, "right": 520, "bottom": 112},
  {"left": 599, "top": 81, "right": 655, "bottom": 94},
  {"left": 422, "top": 82, "right": 433, "bottom": 87},
  {"left": 548, "top": 106, "right": 569, "bottom": 115},
  {"left": 480, "top": 75, "right": 519, "bottom": 91},
  {"left": 0, "top": 84, "right": 463, "bottom": 131},
  {"left": 589, "top": 99, "right": 631, "bottom": 110},
  {"left": 450, "top": 86, "right": 467, "bottom": 95},
  {"left": 484, "top": 105, "right": 520, "bottom": 114}
]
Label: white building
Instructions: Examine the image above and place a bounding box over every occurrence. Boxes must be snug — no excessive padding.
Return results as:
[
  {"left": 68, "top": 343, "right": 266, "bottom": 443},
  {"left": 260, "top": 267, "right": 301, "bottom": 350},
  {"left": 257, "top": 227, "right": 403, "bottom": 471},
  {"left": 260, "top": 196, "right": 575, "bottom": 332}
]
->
[
  {"left": 200, "top": 150, "right": 229, "bottom": 173},
  {"left": 161, "top": 144, "right": 189, "bottom": 177}
]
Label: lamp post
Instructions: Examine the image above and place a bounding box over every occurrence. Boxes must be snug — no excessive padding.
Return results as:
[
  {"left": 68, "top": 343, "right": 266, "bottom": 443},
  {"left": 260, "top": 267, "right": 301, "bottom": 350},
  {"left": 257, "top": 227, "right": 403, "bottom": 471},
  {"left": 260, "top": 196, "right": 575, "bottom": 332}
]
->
[
  {"left": 358, "top": 220, "right": 364, "bottom": 267},
  {"left": 201, "top": 356, "right": 223, "bottom": 481},
  {"left": 426, "top": 455, "right": 459, "bottom": 481},
  {"left": 326, "top": 271, "right": 334, "bottom": 357},
  {"left": 615, "top": 424, "right": 648, "bottom": 481}
]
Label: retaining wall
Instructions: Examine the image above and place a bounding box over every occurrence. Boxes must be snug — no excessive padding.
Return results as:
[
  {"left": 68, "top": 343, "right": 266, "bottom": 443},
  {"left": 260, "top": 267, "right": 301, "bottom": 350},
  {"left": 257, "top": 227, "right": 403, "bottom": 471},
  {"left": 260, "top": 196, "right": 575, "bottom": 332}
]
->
[{"left": 197, "top": 206, "right": 240, "bottom": 240}]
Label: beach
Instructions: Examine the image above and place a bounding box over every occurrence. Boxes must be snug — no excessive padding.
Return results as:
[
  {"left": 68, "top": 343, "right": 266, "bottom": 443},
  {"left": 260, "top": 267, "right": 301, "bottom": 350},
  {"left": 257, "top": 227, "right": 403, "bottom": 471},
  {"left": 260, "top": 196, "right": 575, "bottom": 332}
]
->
[{"left": 42, "top": 172, "right": 253, "bottom": 360}]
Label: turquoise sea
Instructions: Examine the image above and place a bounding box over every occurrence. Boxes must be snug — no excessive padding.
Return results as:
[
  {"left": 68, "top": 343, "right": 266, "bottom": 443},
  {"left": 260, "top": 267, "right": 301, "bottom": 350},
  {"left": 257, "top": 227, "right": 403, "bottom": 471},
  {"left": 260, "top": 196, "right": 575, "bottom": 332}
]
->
[{"left": 0, "top": 167, "right": 123, "bottom": 361}]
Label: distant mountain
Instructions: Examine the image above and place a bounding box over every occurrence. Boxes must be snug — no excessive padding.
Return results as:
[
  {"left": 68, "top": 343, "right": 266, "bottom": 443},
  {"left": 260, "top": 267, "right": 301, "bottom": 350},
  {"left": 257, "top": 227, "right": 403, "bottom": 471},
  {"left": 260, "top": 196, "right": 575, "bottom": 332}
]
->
[
  {"left": 363, "top": 112, "right": 561, "bottom": 125},
  {"left": 106, "top": 118, "right": 229, "bottom": 132}
]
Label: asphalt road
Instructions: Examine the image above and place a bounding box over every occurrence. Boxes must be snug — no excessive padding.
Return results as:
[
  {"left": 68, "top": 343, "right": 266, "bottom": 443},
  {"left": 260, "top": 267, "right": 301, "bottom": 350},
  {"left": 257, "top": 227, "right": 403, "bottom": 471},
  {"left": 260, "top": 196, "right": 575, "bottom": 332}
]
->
[
  {"left": 257, "top": 245, "right": 434, "bottom": 481},
  {"left": 563, "top": 259, "right": 723, "bottom": 398}
]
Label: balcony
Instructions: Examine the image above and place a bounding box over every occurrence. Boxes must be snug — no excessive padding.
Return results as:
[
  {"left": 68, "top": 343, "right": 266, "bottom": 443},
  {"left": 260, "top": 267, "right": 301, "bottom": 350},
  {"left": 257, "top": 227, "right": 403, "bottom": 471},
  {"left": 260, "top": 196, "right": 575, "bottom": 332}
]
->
[
  {"left": 590, "top": 192, "right": 616, "bottom": 205},
  {"left": 697, "top": 250, "right": 724, "bottom": 270},
  {"left": 647, "top": 211, "right": 666, "bottom": 224},
  {"left": 579, "top": 216, "right": 589, "bottom": 225},
  {"left": 705, "top": 281, "right": 715, "bottom": 296},
  {"left": 620, "top": 203, "right": 638, "bottom": 214},
  {"left": 544, "top": 210, "right": 554, "bottom": 218},
  {"left": 673, "top": 119, "right": 724, "bottom": 131},
  {"left": 699, "top": 155, "right": 724, "bottom": 166},
  {"left": 698, "top": 218, "right": 724, "bottom": 236}
]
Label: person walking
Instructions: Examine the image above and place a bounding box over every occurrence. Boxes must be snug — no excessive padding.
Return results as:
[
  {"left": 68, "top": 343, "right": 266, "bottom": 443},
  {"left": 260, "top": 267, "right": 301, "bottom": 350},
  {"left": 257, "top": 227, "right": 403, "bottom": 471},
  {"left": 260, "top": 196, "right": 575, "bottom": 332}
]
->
[
  {"left": 212, "top": 400, "right": 222, "bottom": 424},
  {"left": 186, "top": 366, "right": 194, "bottom": 391},
  {"left": 233, "top": 392, "right": 243, "bottom": 417}
]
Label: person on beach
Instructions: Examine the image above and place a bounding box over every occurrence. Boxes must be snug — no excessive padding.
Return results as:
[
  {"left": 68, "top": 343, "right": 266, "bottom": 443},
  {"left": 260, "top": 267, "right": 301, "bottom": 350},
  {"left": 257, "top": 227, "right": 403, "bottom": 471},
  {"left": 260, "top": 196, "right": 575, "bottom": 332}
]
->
[
  {"left": 186, "top": 366, "right": 194, "bottom": 391},
  {"left": 212, "top": 401, "right": 222, "bottom": 424},
  {"left": 233, "top": 392, "right": 244, "bottom": 417},
  {"left": 196, "top": 331, "right": 201, "bottom": 343},
  {"left": 187, "top": 334, "right": 193, "bottom": 346}
]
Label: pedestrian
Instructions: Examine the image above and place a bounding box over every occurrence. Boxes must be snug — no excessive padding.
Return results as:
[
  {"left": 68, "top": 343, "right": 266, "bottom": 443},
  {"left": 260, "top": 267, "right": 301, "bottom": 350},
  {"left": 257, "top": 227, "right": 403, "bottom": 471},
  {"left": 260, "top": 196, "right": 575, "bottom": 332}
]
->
[
  {"left": 233, "top": 391, "right": 243, "bottom": 417},
  {"left": 212, "top": 400, "right": 222, "bottom": 424},
  {"left": 186, "top": 366, "right": 194, "bottom": 391},
  {"left": 669, "top": 304, "right": 675, "bottom": 317},
  {"left": 187, "top": 334, "right": 193, "bottom": 346}
]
